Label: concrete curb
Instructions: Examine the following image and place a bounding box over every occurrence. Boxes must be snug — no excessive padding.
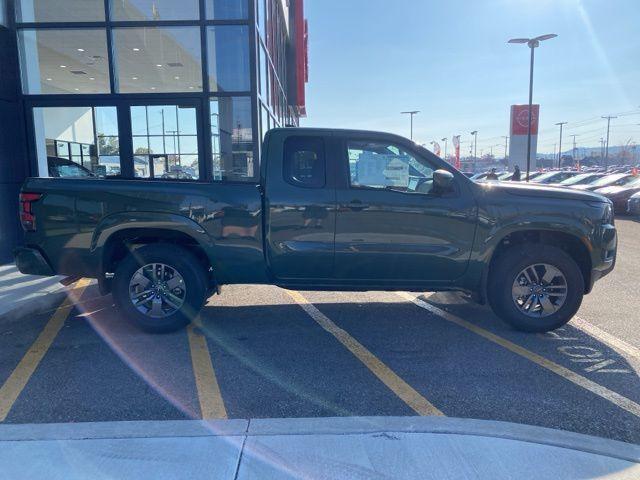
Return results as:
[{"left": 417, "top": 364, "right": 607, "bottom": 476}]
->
[
  {"left": 1, "top": 416, "right": 638, "bottom": 464},
  {"left": 0, "top": 265, "right": 67, "bottom": 324}
]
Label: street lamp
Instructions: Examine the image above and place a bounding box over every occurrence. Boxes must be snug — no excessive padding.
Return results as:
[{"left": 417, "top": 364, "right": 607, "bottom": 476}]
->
[
  {"left": 441, "top": 137, "right": 448, "bottom": 161},
  {"left": 470, "top": 131, "right": 478, "bottom": 169},
  {"left": 555, "top": 122, "right": 567, "bottom": 168},
  {"left": 508, "top": 33, "right": 558, "bottom": 181},
  {"left": 401, "top": 111, "right": 420, "bottom": 141}
]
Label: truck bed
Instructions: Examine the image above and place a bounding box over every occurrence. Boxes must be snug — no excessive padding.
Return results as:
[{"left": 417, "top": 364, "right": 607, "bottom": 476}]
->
[{"left": 21, "top": 177, "right": 266, "bottom": 283}]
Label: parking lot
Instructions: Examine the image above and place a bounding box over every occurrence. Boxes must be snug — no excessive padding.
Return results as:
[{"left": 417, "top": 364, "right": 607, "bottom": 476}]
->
[{"left": 0, "top": 219, "right": 638, "bottom": 444}]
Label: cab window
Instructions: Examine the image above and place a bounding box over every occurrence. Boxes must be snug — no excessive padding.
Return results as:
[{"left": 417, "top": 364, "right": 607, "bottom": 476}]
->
[
  {"left": 284, "top": 137, "right": 326, "bottom": 188},
  {"left": 347, "top": 140, "right": 435, "bottom": 194}
]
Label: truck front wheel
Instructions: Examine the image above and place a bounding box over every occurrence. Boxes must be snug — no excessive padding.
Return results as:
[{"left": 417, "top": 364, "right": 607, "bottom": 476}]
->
[
  {"left": 488, "top": 244, "right": 584, "bottom": 333},
  {"left": 112, "top": 244, "right": 207, "bottom": 333}
]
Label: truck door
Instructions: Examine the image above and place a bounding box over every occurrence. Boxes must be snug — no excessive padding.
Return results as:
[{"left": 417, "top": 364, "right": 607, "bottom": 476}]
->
[
  {"left": 334, "top": 135, "right": 477, "bottom": 284},
  {"left": 264, "top": 131, "right": 337, "bottom": 280}
]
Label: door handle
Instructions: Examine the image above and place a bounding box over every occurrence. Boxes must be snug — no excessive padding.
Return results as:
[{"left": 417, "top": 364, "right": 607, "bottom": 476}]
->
[{"left": 346, "top": 200, "right": 369, "bottom": 211}]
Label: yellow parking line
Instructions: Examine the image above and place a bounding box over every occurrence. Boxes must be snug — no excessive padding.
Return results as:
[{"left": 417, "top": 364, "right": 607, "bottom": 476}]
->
[
  {"left": 286, "top": 290, "right": 443, "bottom": 416},
  {"left": 187, "top": 322, "right": 227, "bottom": 419},
  {"left": 0, "top": 278, "right": 91, "bottom": 422},
  {"left": 398, "top": 292, "right": 640, "bottom": 418}
]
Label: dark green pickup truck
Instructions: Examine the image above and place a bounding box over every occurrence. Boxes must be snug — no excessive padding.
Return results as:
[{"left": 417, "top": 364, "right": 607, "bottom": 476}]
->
[{"left": 15, "top": 128, "right": 617, "bottom": 333}]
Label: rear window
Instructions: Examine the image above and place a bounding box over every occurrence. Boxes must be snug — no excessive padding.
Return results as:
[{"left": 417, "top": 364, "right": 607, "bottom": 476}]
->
[{"left": 283, "top": 137, "right": 326, "bottom": 188}]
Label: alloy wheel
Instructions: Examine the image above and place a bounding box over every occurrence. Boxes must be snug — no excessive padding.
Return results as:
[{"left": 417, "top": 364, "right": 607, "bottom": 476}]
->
[
  {"left": 128, "top": 263, "right": 187, "bottom": 318},
  {"left": 511, "top": 263, "right": 568, "bottom": 318}
]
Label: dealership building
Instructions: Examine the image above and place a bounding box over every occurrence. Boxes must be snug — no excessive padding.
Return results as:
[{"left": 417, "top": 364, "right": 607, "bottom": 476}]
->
[{"left": 0, "top": 0, "right": 308, "bottom": 263}]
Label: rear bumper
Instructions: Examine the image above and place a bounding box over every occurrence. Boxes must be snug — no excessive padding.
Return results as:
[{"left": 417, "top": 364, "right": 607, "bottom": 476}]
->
[{"left": 14, "top": 247, "right": 55, "bottom": 277}]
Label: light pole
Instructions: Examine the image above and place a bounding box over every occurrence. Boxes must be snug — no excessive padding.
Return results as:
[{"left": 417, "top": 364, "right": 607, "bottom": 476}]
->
[
  {"left": 502, "top": 136, "right": 509, "bottom": 162},
  {"left": 602, "top": 115, "right": 617, "bottom": 169},
  {"left": 555, "top": 122, "right": 567, "bottom": 168},
  {"left": 441, "top": 137, "right": 448, "bottom": 161},
  {"left": 570, "top": 134, "right": 579, "bottom": 165},
  {"left": 401, "top": 111, "right": 420, "bottom": 141},
  {"left": 509, "top": 33, "right": 557, "bottom": 181},
  {"left": 470, "top": 131, "right": 478, "bottom": 170}
]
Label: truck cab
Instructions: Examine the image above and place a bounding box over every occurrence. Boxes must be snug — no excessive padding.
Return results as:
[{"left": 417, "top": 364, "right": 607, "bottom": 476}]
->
[{"left": 262, "top": 129, "right": 478, "bottom": 288}]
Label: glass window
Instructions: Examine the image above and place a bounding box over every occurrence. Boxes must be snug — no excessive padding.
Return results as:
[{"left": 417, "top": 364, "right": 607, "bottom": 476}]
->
[
  {"left": 347, "top": 140, "right": 435, "bottom": 194},
  {"left": 0, "top": 0, "right": 6, "bottom": 27},
  {"left": 16, "top": 0, "right": 105, "bottom": 23},
  {"left": 259, "top": 45, "right": 269, "bottom": 100},
  {"left": 284, "top": 137, "right": 326, "bottom": 189},
  {"left": 55, "top": 141, "right": 69, "bottom": 160},
  {"left": 114, "top": 27, "right": 202, "bottom": 93},
  {"left": 257, "top": 0, "right": 265, "bottom": 33},
  {"left": 18, "top": 29, "right": 110, "bottom": 95},
  {"left": 111, "top": 0, "right": 199, "bottom": 21},
  {"left": 211, "top": 97, "right": 254, "bottom": 182},
  {"left": 261, "top": 104, "right": 269, "bottom": 141},
  {"left": 130, "top": 105, "right": 200, "bottom": 180},
  {"left": 206, "top": 0, "right": 248, "bottom": 19},
  {"left": 96, "top": 107, "right": 122, "bottom": 176},
  {"left": 207, "top": 26, "right": 250, "bottom": 92},
  {"left": 33, "top": 106, "right": 120, "bottom": 178}
]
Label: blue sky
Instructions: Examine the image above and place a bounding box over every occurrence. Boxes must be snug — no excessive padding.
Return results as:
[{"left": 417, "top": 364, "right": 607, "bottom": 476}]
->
[{"left": 301, "top": 0, "right": 639, "bottom": 154}]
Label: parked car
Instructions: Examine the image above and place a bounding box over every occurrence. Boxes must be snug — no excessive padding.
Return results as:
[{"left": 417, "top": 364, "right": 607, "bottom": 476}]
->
[
  {"left": 47, "top": 156, "right": 95, "bottom": 178},
  {"left": 595, "top": 177, "right": 640, "bottom": 214},
  {"left": 530, "top": 171, "right": 580, "bottom": 185},
  {"left": 571, "top": 173, "right": 637, "bottom": 192},
  {"left": 628, "top": 192, "right": 640, "bottom": 216},
  {"left": 551, "top": 173, "right": 605, "bottom": 188},
  {"left": 526, "top": 171, "right": 546, "bottom": 181},
  {"left": 15, "top": 128, "right": 617, "bottom": 334}
]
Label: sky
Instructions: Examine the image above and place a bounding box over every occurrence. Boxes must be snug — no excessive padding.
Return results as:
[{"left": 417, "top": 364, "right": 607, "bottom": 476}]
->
[{"left": 301, "top": 0, "right": 639, "bottom": 155}]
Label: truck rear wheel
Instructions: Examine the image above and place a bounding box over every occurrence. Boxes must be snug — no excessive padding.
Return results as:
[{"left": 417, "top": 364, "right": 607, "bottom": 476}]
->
[
  {"left": 488, "top": 244, "right": 584, "bottom": 333},
  {"left": 112, "top": 244, "right": 207, "bottom": 333}
]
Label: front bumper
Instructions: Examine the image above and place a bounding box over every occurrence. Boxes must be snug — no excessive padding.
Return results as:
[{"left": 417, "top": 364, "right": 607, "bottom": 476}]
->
[
  {"left": 588, "top": 224, "right": 617, "bottom": 291},
  {"left": 14, "top": 247, "right": 55, "bottom": 277}
]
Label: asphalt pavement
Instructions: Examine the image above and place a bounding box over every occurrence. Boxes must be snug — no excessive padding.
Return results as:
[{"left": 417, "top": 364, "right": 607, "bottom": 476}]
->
[{"left": 0, "top": 218, "right": 638, "bottom": 448}]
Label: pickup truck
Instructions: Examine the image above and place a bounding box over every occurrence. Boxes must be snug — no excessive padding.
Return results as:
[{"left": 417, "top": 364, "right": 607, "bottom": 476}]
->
[{"left": 15, "top": 128, "right": 617, "bottom": 333}]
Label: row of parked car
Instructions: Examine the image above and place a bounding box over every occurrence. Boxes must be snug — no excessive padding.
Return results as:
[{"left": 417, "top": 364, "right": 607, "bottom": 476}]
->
[{"left": 470, "top": 168, "right": 640, "bottom": 215}]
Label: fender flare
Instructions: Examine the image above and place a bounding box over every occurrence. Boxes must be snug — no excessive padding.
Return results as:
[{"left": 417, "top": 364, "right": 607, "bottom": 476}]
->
[
  {"left": 477, "top": 223, "right": 593, "bottom": 303},
  {"left": 91, "top": 211, "right": 217, "bottom": 275}
]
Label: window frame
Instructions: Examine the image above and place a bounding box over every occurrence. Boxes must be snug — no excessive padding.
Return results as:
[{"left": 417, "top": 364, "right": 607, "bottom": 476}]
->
[
  {"left": 30, "top": 103, "right": 123, "bottom": 178},
  {"left": 283, "top": 136, "right": 327, "bottom": 189}
]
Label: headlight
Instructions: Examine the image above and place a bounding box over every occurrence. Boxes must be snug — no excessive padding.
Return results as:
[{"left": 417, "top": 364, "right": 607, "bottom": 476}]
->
[{"left": 603, "top": 203, "right": 614, "bottom": 225}]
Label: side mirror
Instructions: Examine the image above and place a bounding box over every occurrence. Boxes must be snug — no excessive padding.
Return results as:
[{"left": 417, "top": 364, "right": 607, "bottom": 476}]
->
[{"left": 433, "top": 169, "right": 455, "bottom": 193}]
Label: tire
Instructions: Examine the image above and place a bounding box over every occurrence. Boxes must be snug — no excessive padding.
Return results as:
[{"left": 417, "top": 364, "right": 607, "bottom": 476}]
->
[
  {"left": 488, "top": 244, "right": 584, "bottom": 333},
  {"left": 112, "top": 244, "right": 208, "bottom": 333}
]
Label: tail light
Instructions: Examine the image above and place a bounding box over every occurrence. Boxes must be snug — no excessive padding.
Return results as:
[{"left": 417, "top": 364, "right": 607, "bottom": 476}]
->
[{"left": 19, "top": 192, "right": 42, "bottom": 231}]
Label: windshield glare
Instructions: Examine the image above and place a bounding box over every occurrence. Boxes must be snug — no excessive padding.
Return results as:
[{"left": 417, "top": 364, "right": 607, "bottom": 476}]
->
[
  {"left": 560, "top": 174, "right": 594, "bottom": 186},
  {"left": 591, "top": 174, "right": 626, "bottom": 187}
]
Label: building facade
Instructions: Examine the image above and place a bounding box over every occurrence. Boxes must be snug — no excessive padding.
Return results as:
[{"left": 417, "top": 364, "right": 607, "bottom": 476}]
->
[{"left": 0, "top": 0, "right": 308, "bottom": 263}]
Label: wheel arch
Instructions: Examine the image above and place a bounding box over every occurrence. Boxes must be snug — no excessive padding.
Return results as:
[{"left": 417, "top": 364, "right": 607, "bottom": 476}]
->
[
  {"left": 484, "top": 228, "right": 592, "bottom": 300},
  {"left": 92, "top": 213, "right": 216, "bottom": 294}
]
